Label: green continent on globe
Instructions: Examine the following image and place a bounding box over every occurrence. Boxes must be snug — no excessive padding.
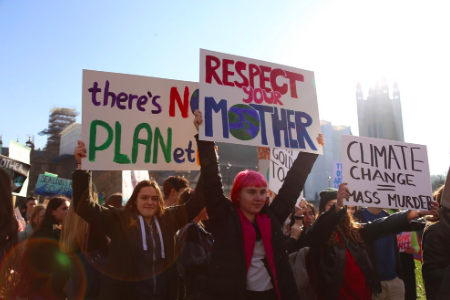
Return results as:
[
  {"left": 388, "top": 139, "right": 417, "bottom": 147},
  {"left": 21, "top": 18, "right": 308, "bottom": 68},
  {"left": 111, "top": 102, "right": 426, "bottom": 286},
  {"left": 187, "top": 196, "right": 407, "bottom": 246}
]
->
[{"left": 228, "top": 104, "right": 260, "bottom": 140}]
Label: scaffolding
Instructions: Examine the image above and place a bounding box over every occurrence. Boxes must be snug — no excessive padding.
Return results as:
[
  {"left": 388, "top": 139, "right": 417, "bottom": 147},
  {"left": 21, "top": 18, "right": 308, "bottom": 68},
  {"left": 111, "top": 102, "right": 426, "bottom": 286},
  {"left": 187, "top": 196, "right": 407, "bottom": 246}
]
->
[{"left": 39, "top": 108, "right": 78, "bottom": 147}]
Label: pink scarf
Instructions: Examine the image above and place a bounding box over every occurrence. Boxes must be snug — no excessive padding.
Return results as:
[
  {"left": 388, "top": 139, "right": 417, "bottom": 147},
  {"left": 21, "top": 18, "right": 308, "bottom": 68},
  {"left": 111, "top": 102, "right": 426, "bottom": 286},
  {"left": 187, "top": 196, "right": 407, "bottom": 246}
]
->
[{"left": 237, "top": 208, "right": 281, "bottom": 300}]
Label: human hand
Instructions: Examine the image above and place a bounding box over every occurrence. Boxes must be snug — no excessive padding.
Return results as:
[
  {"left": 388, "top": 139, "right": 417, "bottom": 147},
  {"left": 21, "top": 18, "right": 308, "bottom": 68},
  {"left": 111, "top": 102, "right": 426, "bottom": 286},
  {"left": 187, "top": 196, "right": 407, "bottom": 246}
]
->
[
  {"left": 403, "top": 247, "right": 416, "bottom": 254},
  {"left": 74, "top": 141, "right": 87, "bottom": 168},
  {"left": 194, "top": 110, "right": 203, "bottom": 132},
  {"left": 422, "top": 201, "right": 440, "bottom": 217},
  {"left": 290, "top": 223, "right": 303, "bottom": 240},
  {"left": 317, "top": 133, "right": 325, "bottom": 147},
  {"left": 337, "top": 183, "right": 350, "bottom": 211}
]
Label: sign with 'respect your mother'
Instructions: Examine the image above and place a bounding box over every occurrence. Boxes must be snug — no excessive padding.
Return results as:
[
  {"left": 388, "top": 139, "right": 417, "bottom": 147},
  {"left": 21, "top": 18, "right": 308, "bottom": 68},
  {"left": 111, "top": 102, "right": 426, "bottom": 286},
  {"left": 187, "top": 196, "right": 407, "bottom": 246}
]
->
[
  {"left": 82, "top": 70, "right": 200, "bottom": 171},
  {"left": 342, "top": 135, "right": 433, "bottom": 211},
  {"left": 199, "top": 49, "right": 322, "bottom": 154}
]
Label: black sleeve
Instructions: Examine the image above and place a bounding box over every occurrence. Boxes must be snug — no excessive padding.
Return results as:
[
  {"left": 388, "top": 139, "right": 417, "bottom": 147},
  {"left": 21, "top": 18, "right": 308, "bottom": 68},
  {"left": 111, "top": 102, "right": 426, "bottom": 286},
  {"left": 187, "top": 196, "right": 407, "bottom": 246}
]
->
[
  {"left": 269, "top": 152, "right": 318, "bottom": 224},
  {"left": 72, "top": 170, "right": 117, "bottom": 237},
  {"left": 305, "top": 203, "right": 347, "bottom": 249},
  {"left": 359, "top": 211, "right": 414, "bottom": 245},
  {"left": 196, "top": 135, "right": 230, "bottom": 230},
  {"left": 179, "top": 225, "right": 210, "bottom": 272}
]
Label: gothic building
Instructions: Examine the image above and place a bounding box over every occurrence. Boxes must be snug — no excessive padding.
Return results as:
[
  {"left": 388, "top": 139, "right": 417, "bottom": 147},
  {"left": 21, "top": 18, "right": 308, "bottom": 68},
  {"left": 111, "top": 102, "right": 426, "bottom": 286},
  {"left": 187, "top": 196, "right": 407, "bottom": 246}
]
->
[{"left": 356, "top": 79, "right": 404, "bottom": 142}]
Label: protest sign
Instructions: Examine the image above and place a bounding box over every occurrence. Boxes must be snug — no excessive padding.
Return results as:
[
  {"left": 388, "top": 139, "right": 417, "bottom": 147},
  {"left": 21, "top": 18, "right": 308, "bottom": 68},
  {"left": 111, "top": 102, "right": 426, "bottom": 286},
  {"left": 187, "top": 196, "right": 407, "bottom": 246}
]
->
[
  {"left": 34, "top": 174, "right": 73, "bottom": 197},
  {"left": 441, "top": 167, "right": 450, "bottom": 209},
  {"left": 199, "top": 49, "right": 322, "bottom": 154},
  {"left": 397, "top": 232, "right": 412, "bottom": 252},
  {"left": 8, "top": 141, "right": 31, "bottom": 196},
  {"left": 333, "top": 161, "right": 343, "bottom": 189},
  {"left": 0, "top": 154, "right": 30, "bottom": 193},
  {"left": 257, "top": 147, "right": 276, "bottom": 202},
  {"left": 122, "top": 170, "right": 150, "bottom": 204},
  {"left": 342, "top": 135, "right": 433, "bottom": 211},
  {"left": 82, "top": 70, "right": 200, "bottom": 171},
  {"left": 269, "top": 148, "right": 299, "bottom": 193}
]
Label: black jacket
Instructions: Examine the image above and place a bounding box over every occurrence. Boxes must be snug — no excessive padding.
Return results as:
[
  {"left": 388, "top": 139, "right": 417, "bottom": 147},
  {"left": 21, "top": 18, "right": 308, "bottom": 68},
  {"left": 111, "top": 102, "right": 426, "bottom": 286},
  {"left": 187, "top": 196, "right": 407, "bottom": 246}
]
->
[
  {"left": 177, "top": 222, "right": 214, "bottom": 300},
  {"left": 72, "top": 170, "right": 205, "bottom": 300},
  {"left": 422, "top": 209, "right": 450, "bottom": 300},
  {"left": 306, "top": 205, "right": 414, "bottom": 300},
  {"left": 27, "top": 222, "right": 70, "bottom": 300},
  {"left": 197, "top": 138, "right": 317, "bottom": 300}
]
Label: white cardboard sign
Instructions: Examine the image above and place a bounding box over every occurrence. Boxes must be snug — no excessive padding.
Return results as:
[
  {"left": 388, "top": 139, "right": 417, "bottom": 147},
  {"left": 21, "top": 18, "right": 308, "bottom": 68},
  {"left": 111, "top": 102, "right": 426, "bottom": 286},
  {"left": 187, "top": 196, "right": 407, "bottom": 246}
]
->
[
  {"left": 199, "top": 49, "right": 322, "bottom": 154},
  {"left": 269, "top": 148, "right": 300, "bottom": 193},
  {"left": 122, "top": 170, "right": 150, "bottom": 204},
  {"left": 9, "top": 141, "right": 31, "bottom": 197},
  {"left": 82, "top": 70, "right": 200, "bottom": 171},
  {"left": 342, "top": 135, "right": 433, "bottom": 211}
]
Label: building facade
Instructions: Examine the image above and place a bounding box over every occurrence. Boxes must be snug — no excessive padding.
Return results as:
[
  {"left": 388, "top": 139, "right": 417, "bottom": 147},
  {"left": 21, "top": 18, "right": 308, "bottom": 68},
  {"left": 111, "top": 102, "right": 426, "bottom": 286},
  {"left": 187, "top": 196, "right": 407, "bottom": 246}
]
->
[{"left": 356, "top": 80, "right": 404, "bottom": 141}]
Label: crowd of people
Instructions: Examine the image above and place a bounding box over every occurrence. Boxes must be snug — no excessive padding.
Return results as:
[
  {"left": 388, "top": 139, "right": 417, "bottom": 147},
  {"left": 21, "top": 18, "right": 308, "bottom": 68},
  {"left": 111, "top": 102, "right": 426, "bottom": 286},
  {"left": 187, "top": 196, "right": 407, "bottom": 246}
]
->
[{"left": 0, "top": 111, "right": 449, "bottom": 300}]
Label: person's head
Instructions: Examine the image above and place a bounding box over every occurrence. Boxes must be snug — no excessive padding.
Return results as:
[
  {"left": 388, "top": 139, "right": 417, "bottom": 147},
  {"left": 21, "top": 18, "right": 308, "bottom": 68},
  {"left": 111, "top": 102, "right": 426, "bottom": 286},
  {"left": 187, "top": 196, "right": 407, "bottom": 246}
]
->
[
  {"left": 230, "top": 170, "right": 267, "bottom": 218},
  {"left": 25, "top": 197, "right": 37, "bottom": 214},
  {"left": 0, "top": 168, "right": 18, "bottom": 244},
  {"left": 125, "top": 180, "right": 165, "bottom": 219},
  {"left": 303, "top": 202, "right": 318, "bottom": 228},
  {"left": 30, "top": 204, "right": 46, "bottom": 229},
  {"left": 105, "top": 193, "right": 123, "bottom": 209},
  {"left": 38, "top": 196, "right": 70, "bottom": 229},
  {"left": 426, "top": 185, "right": 445, "bottom": 223},
  {"left": 163, "top": 176, "right": 189, "bottom": 205},
  {"left": 347, "top": 205, "right": 358, "bottom": 215},
  {"left": 319, "top": 188, "right": 338, "bottom": 214},
  {"left": 180, "top": 188, "right": 208, "bottom": 222}
]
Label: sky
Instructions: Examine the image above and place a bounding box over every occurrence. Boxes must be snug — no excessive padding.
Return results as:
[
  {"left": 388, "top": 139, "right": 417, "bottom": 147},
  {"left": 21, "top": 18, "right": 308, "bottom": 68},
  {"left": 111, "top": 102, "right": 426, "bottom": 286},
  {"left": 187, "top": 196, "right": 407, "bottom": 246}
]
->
[{"left": 1, "top": 0, "right": 449, "bottom": 175}]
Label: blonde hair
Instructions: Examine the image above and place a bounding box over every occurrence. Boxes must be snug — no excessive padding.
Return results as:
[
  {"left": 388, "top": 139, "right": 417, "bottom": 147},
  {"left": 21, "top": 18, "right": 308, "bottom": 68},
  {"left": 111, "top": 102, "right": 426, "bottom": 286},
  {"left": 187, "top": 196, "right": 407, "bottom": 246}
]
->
[
  {"left": 30, "top": 204, "right": 46, "bottom": 229},
  {"left": 60, "top": 193, "right": 98, "bottom": 254}
]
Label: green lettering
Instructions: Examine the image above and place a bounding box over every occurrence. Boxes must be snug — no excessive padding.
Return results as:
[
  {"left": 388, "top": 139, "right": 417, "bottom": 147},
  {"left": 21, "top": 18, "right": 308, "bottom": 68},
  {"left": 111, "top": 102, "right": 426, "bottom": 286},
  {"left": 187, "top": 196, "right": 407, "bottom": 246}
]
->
[
  {"left": 114, "top": 121, "right": 131, "bottom": 164},
  {"left": 89, "top": 120, "right": 113, "bottom": 162},
  {"left": 132, "top": 123, "right": 153, "bottom": 164},
  {"left": 153, "top": 127, "right": 172, "bottom": 164}
]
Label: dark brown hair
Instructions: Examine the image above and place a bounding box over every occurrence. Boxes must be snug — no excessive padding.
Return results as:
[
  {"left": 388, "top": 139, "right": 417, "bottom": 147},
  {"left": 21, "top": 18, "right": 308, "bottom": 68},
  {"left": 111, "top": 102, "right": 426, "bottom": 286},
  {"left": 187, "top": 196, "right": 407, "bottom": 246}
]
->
[
  {"left": 426, "top": 185, "right": 445, "bottom": 223},
  {"left": 326, "top": 212, "right": 366, "bottom": 247},
  {"left": 125, "top": 180, "right": 165, "bottom": 218},
  {"left": 105, "top": 193, "right": 123, "bottom": 208},
  {"left": 34, "top": 196, "right": 70, "bottom": 233},
  {"left": 163, "top": 176, "right": 189, "bottom": 198},
  {"left": 0, "top": 168, "right": 18, "bottom": 249}
]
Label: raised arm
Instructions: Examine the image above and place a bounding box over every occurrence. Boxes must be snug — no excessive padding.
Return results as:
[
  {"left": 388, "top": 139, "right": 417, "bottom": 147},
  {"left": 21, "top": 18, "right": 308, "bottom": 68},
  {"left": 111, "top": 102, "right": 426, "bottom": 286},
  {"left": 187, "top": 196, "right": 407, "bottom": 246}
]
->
[
  {"left": 269, "top": 134, "right": 323, "bottom": 223},
  {"left": 194, "top": 110, "right": 230, "bottom": 227},
  {"left": 72, "top": 141, "right": 117, "bottom": 235}
]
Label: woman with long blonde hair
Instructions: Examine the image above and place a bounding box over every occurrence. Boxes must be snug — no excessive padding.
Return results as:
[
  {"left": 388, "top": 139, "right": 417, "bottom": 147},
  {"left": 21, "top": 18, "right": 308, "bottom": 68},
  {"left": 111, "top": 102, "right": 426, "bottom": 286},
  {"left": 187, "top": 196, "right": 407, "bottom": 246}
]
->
[{"left": 60, "top": 193, "right": 109, "bottom": 300}]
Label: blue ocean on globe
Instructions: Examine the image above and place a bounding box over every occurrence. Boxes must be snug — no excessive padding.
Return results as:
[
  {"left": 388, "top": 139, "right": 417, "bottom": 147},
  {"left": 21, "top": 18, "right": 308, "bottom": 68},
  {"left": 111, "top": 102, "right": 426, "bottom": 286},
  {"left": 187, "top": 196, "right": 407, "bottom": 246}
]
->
[{"left": 228, "top": 104, "right": 260, "bottom": 140}]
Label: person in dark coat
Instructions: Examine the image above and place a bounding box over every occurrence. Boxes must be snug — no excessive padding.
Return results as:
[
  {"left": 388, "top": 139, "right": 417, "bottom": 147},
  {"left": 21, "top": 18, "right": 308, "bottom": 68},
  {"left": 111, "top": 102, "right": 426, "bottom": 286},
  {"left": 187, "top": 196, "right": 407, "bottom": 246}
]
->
[
  {"left": 193, "top": 110, "right": 323, "bottom": 300},
  {"left": 285, "top": 200, "right": 318, "bottom": 254},
  {"left": 176, "top": 188, "right": 214, "bottom": 300},
  {"left": 422, "top": 185, "right": 450, "bottom": 300},
  {"left": 26, "top": 196, "right": 71, "bottom": 300},
  {"left": 72, "top": 140, "right": 205, "bottom": 300},
  {"left": 306, "top": 183, "right": 439, "bottom": 300}
]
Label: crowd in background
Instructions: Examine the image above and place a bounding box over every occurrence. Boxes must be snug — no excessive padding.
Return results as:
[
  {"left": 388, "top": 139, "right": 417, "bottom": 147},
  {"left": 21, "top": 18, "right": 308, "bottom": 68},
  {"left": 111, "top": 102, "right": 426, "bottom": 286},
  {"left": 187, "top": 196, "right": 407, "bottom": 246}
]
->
[{"left": 1, "top": 111, "right": 449, "bottom": 300}]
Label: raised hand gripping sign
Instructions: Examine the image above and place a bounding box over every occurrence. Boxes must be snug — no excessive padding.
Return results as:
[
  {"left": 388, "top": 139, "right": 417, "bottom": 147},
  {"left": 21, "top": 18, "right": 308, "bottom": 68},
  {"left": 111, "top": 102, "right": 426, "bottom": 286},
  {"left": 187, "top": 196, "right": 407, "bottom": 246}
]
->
[
  {"left": 199, "top": 49, "right": 322, "bottom": 154},
  {"left": 82, "top": 70, "right": 200, "bottom": 171},
  {"left": 342, "top": 135, "right": 433, "bottom": 211}
]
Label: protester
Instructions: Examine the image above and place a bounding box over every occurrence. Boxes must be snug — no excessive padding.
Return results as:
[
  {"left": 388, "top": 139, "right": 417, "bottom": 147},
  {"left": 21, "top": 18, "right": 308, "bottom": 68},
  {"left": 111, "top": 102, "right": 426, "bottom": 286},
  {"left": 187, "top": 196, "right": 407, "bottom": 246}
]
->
[
  {"left": 0, "top": 168, "right": 19, "bottom": 296},
  {"left": 163, "top": 176, "right": 190, "bottom": 207},
  {"left": 176, "top": 188, "right": 213, "bottom": 300},
  {"left": 285, "top": 200, "right": 318, "bottom": 254},
  {"left": 72, "top": 140, "right": 205, "bottom": 300},
  {"left": 18, "top": 204, "right": 46, "bottom": 242},
  {"left": 422, "top": 185, "right": 450, "bottom": 300},
  {"left": 353, "top": 207, "right": 408, "bottom": 300},
  {"left": 22, "top": 196, "right": 37, "bottom": 223},
  {"left": 193, "top": 110, "right": 323, "bottom": 300},
  {"left": 347, "top": 205, "right": 358, "bottom": 216},
  {"left": 305, "top": 183, "right": 439, "bottom": 300},
  {"left": 25, "top": 196, "right": 71, "bottom": 300},
  {"left": 105, "top": 193, "right": 124, "bottom": 208},
  {"left": 60, "top": 196, "right": 109, "bottom": 300}
]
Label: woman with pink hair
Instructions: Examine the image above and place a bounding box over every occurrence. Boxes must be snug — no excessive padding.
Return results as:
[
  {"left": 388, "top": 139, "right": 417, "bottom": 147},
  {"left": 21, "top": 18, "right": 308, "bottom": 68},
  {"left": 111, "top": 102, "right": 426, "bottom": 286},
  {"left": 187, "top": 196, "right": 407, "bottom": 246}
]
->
[{"left": 193, "top": 111, "right": 324, "bottom": 300}]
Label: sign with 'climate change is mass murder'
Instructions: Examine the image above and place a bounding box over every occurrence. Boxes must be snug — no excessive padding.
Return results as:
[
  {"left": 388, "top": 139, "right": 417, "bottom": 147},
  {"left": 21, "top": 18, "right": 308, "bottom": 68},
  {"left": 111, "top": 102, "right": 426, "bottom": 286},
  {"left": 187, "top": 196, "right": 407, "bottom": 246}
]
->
[
  {"left": 342, "top": 135, "right": 433, "bottom": 211},
  {"left": 199, "top": 49, "right": 322, "bottom": 154},
  {"left": 82, "top": 70, "right": 200, "bottom": 171}
]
